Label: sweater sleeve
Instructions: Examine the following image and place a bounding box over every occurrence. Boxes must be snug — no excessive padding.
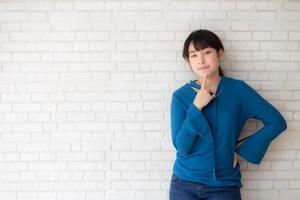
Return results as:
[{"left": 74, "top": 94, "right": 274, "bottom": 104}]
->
[
  {"left": 235, "top": 81, "right": 287, "bottom": 164},
  {"left": 170, "top": 93, "right": 213, "bottom": 156}
]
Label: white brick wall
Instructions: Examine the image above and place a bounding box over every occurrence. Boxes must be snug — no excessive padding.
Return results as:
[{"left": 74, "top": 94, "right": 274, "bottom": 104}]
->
[{"left": 0, "top": 0, "right": 299, "bottom": 199}]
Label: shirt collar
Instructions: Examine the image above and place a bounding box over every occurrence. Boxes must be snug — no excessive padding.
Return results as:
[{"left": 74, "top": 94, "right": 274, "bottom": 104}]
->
[{"left": 188, "top": 76, "right": 226, "bottom": 91}]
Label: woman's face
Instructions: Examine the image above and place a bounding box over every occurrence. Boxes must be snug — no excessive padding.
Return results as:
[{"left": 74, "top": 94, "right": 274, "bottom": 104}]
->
[{"left": 188, "top": 42, "right": 224, "bottom": 78}]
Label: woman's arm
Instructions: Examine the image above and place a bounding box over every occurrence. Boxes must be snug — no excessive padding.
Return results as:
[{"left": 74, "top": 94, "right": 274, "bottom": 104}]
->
[
  {"left": 171, "top": 93, "right": 213, "bottom": 156},
  {"left": 235, "top": 81, "right": 287, "bottom": 164}
]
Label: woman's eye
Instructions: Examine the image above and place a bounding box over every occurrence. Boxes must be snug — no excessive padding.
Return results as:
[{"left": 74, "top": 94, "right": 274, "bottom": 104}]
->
[
  {"left": 190, "top": 54, "right": 196, "bottom": 57},
  {"left": 206, "top": 51, "right": 211, "bottom": 54}
]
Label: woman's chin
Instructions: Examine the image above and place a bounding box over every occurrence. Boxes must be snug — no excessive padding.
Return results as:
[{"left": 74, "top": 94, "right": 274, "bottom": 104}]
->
[{"left": 199, "top": 71, "right": 211, "bottom": 77}]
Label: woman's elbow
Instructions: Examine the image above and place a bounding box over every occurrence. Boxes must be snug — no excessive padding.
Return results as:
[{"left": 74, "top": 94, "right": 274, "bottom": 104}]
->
[
  {"left": 177, "top": 150, "right": 191, "bottom": 157},
  {"left": 176, "top": 143, "right": 192, "bottom": 157},
  {"left": 278, "top": 118, "right": 287, "bottom": 133},
  {"left": 272, "top": 118, "right": 287, "bottom": 138},
  {"left": 264, "top": 118, "right": 287, "bottom": 142},
  {"left": 271, "top": 111, "right": 287, "bottom": 134}
]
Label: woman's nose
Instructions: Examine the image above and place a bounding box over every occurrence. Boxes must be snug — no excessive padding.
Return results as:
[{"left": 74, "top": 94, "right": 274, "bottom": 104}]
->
[{"left": 199, "top": 53, "right": 206, "bottom": 64}]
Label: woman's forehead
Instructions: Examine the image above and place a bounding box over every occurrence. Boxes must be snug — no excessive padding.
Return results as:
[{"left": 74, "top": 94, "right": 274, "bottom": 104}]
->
[{"left": 188, "top": 43, "right": 212, "bottom": 53}]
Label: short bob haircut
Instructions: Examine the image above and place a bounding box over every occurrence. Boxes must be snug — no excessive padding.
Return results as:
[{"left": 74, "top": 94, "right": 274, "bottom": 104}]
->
[{"left": 182, "top": 29, "right": 224, "bottom": 76}]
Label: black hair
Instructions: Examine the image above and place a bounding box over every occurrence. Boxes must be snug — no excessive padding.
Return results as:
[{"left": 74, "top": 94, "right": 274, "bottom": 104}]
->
[{"left": 182, "top": 29, "right": 224, "bottom": 76}]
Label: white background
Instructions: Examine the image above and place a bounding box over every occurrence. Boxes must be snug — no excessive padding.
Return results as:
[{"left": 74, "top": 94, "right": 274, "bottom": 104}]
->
[{"left": 0, "top": 0, "right": 299, "bottom": 199}]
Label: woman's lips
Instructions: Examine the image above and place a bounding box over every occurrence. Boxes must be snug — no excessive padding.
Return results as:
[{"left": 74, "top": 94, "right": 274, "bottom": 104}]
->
[{"left": 198, "top": 66, "right": 209, "bottom": 70}]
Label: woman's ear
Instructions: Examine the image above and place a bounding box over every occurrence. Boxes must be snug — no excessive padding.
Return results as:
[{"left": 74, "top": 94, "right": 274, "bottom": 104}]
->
[{"left": 218, "top": 49, "right": 225, "bottom": 61}]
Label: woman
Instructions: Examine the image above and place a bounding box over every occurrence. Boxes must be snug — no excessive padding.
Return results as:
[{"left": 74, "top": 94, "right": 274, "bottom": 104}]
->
[{"left": 169, "top": 29, "right": 287, "bottom": 200}]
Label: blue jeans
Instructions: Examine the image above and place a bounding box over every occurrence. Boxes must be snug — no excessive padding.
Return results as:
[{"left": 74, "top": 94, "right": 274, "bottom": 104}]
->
[{"left": 169, "top": 174, "right": 241, "bottom": 200}]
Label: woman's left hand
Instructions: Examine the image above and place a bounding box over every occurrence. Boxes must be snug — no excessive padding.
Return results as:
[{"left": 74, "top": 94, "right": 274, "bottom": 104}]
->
[{"left": 233, "top": 153, "right": 240, "bottom": 168}]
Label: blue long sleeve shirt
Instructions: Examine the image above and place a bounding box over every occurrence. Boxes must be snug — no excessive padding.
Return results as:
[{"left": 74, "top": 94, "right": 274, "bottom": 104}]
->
[{"left": 170, "top": 76, "right": 287, "bottom": 187}]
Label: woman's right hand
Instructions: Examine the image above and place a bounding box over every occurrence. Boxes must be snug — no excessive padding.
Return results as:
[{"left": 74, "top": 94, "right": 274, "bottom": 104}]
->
[{"left": 193, "top": 75, "right": 214, "bottom": 110}]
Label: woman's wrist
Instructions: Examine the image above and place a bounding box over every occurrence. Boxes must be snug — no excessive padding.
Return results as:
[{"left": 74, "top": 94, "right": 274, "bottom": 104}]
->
[{"left": 193, "top": 101, "right": 203, "bottom": 110}]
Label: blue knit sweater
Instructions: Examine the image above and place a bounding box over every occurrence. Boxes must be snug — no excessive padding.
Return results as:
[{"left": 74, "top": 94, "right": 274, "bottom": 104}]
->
[{"left": 170, "top": 76, "right": 287, "bottom": 187}]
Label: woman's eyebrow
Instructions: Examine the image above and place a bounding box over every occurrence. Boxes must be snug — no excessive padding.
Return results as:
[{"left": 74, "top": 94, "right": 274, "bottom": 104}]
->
[{"left": 189, "top": 48, "right": 211, "bottom": 54}]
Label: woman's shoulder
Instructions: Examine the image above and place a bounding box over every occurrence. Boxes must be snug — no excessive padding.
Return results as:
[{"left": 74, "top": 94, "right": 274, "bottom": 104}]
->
[
  {"left": 223, "top": 75, "right": 243, "bottom": 84},
  {"left": 172, "top": 82, "right": 191, "bottom": 98},
  {"left": 224, "top": 76, "right": 259, "bottom": 96},
  {"left": 223, "top": 76, "right": 248, "bottom": 89}
]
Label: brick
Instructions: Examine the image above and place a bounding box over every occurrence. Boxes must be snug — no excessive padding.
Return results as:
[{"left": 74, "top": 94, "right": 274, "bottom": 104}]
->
[
  {"left": 228, "top": 12, "right": 258, "bottom": 20},
  {"left": 188, "top": 2, "right": 219, "bottom": 10},
  {"left": 73, "top": 2, "right": 104, "bottom": 10}
]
